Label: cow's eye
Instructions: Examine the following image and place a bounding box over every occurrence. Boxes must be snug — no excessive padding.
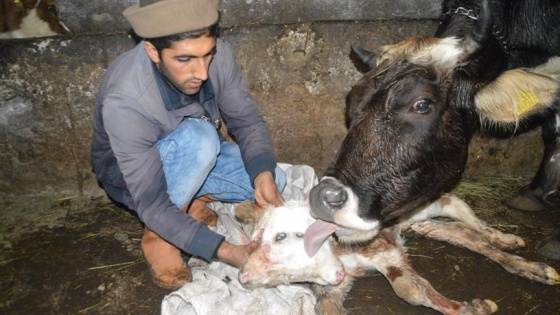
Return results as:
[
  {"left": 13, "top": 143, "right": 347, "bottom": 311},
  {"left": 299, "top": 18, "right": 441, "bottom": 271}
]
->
[
  {"left": 296, "top": 232, "right": 304, "bottom": 238},
  {"left": 47, "top": 5, "right": 58, "bottom": 15},
  {"left": 275, "top": 233, "right": 287, "bottom": 242},
  {"left": 412, "top": 100, "right": 431, "bottom": 114}
]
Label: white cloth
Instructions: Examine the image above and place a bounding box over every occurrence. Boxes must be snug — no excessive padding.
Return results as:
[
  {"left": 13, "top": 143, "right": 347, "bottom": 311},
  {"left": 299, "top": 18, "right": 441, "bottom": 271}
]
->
[{"left": 161, "top": 164, "right": 319, "bottom": 315}]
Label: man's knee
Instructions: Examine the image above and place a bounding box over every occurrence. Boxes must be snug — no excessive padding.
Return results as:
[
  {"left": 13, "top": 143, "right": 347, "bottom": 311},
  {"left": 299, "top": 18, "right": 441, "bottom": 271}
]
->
[
  {"left": 175, "top": 119, "right": 220, "bottom": 150},
  {"left": 161, "top": 119, "right": 221, "bottom": 159}
]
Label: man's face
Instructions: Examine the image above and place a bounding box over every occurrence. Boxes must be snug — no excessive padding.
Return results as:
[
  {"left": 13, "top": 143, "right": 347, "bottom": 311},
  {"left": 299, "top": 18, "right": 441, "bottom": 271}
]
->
[{"left": 145, "top": 36, "right": 216, "bottom": 95}]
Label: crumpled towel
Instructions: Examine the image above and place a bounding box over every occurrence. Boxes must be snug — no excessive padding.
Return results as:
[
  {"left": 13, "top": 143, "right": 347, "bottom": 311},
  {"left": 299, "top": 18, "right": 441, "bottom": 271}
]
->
[{"left": 161, "top": 163, "right": 319, "bottom": 315}]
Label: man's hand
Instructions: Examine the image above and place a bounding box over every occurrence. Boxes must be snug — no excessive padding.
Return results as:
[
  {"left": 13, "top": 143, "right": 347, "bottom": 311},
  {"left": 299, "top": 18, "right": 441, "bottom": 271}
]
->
[
  {"left": 217, "top": 240, "right": 259, "bottom": 268},
  {"left": 253, "top": 171, "right": 284, "bottom": 208}
]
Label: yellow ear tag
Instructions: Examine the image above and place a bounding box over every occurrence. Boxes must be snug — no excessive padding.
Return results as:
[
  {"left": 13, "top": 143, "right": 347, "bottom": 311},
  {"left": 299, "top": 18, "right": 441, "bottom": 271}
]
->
[
  {"left": 515, "top": 90, "right": 539, "bottom": 116},
  {"left": 14, "top": 0, "right": 21, "bottom": 3}
]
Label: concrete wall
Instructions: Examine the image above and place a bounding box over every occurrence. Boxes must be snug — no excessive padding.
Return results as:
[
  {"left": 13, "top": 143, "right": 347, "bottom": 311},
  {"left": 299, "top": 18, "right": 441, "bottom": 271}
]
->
[
  {"left": 0, "top": 0, "right": 543, "bottom": 196},
  {"left": 56, "top": 0, "right": 442, "bottom": 35}
]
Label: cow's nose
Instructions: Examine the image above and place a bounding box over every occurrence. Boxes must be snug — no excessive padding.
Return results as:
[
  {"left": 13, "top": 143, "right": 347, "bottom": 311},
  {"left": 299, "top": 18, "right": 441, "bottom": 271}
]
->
[
  {"left": 324, "top": 185, "right": 347, "bottom": 207},
  {"left": 309, "top": 178, "right": 348, "bottom": 222}
]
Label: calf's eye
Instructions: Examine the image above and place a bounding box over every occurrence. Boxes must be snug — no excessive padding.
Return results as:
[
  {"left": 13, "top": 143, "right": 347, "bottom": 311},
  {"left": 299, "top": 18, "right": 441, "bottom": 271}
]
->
[
  {"left": 275, "top": 233, "right": 287, "bottom": 242},
  {"left": 296, "top": 232, "right": 304, "bottom": 238},
  {"left": 412, "top": 100, "right": 431, "bottom": 114}
]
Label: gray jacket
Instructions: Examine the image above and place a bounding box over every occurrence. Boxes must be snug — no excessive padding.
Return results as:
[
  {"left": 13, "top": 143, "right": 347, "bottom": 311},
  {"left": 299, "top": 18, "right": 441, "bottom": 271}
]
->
[{"left": 90, "top": 38, "right": 277, "bottom": 261}]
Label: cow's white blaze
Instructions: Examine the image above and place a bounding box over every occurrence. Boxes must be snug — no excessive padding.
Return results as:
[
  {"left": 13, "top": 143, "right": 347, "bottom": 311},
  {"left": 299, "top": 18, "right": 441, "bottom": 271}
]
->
[
  {"left": 316, "top": 176, "right": 381, "bottom": 243},
  {"left": 4, "top": 9, "right": 58, "bottom": 38},
  {"left": 0, "top": 1, "right": 70, "bottom": 39}
]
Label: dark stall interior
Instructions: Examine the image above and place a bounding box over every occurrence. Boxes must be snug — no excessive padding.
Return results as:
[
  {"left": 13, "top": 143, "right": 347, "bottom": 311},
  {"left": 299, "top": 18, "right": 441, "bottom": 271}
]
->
[{"left": 1, "top": 0, "right": 559, "bottom": 314}]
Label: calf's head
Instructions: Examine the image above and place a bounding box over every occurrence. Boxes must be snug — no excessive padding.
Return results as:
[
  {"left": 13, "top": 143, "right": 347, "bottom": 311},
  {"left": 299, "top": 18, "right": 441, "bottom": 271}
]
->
[
  {"left": 237, "top": 200, "right": 345, "bottom": 289},
  {"left": 307, "top": 0, "right": 560, "bottom": 245}
]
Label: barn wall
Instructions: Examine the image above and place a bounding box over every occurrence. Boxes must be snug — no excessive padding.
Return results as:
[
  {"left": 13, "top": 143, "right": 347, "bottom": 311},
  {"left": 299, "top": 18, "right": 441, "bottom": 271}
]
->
[
  {"left": 0, "top": 0, "right": 542, "bottom": 196},
  {"left": 55, "top": 0, "right": 442, "bottom": 35}
]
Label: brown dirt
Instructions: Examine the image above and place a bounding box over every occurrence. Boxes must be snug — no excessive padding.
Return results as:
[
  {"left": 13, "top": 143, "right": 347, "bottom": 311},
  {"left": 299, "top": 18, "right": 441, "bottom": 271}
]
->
[{"left": 1, "top": 177, "right": 559, "bottom": 315}]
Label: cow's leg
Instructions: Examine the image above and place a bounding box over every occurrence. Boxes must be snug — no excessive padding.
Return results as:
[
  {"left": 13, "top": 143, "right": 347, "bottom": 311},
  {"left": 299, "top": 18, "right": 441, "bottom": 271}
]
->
[
  {"left": 402, "top": 194, "right": 525, "bottom": 249},
  {"left": 408, "top": 220, "right": 560, "bottom": 285},
  {"left": 346, "top": 228, "right": 497, "bottom": 315},
  {"left": 507, "top": 112, "right": 560, "bottom": 212}
]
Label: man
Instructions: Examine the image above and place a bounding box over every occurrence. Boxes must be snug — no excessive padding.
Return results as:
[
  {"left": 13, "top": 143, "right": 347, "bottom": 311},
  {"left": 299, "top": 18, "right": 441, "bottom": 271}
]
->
[{"left": 90, "top": 0, "right": 286, "bottom": 290}]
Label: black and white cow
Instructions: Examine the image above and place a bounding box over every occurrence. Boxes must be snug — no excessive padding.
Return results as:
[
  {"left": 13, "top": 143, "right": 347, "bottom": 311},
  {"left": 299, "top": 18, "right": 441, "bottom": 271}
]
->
[{"left": 307, "top": 0, "right": 560, "bottom": 249}]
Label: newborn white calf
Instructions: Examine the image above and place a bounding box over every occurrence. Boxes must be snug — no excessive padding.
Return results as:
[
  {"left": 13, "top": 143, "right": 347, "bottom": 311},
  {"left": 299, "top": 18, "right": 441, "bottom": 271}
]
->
[
  {"left": 236, "top": 200, "right": 345, "bottom": 289},
  {"left": 236, "top": 195, "right": 559, "bottom": 315}
]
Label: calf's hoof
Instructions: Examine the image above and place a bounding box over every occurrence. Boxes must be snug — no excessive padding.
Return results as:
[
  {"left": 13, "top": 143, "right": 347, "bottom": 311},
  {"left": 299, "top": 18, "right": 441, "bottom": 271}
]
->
[
  {"left": 463, "top": 299, "right": 498, "bottom": 315},
  {"left": 506, "top": 186, "right": 547, "bottom": 212}
]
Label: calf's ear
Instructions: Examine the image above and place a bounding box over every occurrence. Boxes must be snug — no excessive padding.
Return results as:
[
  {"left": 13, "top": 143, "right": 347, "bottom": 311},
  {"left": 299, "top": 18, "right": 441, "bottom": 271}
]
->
[
  {"left": 234, "top": 201, "right": 262, "bottom": 223},
  {"left": 474, "top": 57, "right": 560, "bottom": 123}
]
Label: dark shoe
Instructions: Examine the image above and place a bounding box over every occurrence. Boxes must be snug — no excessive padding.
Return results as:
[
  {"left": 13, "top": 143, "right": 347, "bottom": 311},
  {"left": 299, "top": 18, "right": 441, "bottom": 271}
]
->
[
  {"left": 151, "top": 267, "right": 192, "bottom": 290},
  {"left": 141, "top": 227, "right": 192, "bottom": 290}
]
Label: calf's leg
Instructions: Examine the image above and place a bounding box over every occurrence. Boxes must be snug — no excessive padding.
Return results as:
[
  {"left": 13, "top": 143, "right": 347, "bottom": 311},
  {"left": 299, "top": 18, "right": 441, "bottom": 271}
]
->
[
  {"left": 402, "top": 194, "right": 524, "bottom": 249},
  {"left": 336, "top": 228, "right": 497, "bottom": 315},
  {"left": 368, "top": 240, "right": 497, "bottom": 314},
  {"left": 311, "top": 276, "right": 355, "bottom": 315},
  {"left": 408, "top": 220, "right": 560, "bottom": 285}
]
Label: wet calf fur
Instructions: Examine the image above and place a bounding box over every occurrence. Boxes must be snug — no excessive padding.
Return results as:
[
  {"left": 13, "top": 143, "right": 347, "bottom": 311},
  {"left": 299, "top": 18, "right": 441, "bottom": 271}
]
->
[
  {"left": 235, "top": 200, "right": 345, "bottom": 289},
  {"left": 237, "top": 196, "right": 559, "bottom": 315}
]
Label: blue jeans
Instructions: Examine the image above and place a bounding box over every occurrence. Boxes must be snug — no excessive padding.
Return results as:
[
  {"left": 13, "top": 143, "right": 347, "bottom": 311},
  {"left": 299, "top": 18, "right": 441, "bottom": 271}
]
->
[{"left": 157, "top": 118, "right": 286, "bottom": 208}]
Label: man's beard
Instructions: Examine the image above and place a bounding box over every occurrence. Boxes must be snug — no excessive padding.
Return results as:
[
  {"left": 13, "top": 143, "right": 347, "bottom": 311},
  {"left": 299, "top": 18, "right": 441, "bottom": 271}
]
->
[{"left": 157, "top": 61, "right": 200, "bottom": 96}]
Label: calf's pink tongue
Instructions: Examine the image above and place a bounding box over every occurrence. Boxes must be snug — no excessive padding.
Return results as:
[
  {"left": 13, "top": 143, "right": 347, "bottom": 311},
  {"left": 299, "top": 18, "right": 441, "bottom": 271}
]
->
[{"left": 303, "top": 219, "right": 338, "bottom": 257}]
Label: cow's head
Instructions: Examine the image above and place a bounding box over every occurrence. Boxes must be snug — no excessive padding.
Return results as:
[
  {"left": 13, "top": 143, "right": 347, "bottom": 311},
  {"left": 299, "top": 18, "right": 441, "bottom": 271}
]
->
[
  {"left": 238, "top": 201, "right": 345, "bottom": 289},
  {"left": 306, "top": 0, "right": 560, "bottom": 246},
  {"left": 35, "top": 0, "right": 71, "bottom": 37},
  {"left": 0, "top": 0, "right": 70, "bottom": 39}
]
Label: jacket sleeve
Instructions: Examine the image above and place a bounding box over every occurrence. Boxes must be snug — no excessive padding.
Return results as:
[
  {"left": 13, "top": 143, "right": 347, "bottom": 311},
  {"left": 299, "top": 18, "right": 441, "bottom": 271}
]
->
[
  {"left": 212, "top": 39, "right": 277, "bottom": 184},
  {"left": 102, "top": 92, "right": 224, "bottom": 261}
]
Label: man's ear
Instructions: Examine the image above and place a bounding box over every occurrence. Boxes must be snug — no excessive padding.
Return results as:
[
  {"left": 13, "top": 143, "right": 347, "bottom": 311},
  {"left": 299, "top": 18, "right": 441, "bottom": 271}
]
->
[{"left": 144, "top": 41, "right": 161, "bottom": 64}]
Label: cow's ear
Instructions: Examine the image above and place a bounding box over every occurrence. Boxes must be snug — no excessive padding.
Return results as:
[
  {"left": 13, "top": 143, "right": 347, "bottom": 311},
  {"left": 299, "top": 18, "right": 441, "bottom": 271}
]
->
[
  {"left": 350, "top": 43, "right": 377, "bottom": 73},
  {"left": 475, "top": 58, "right": 560, "bottom": 123}
]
